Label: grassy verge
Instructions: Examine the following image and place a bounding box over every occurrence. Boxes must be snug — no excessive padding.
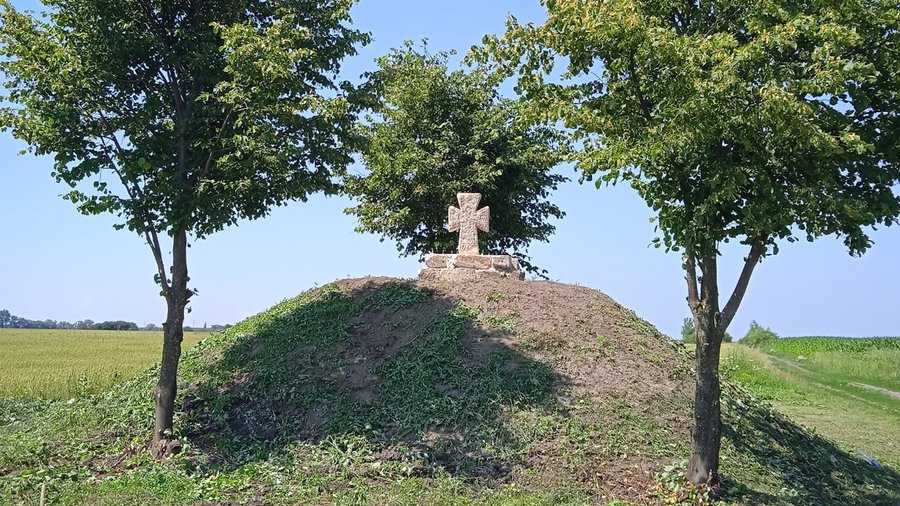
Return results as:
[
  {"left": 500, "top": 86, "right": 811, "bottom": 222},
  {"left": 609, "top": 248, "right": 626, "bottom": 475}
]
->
[
  {"left": 0, "top": 330, "right": 208, "bottom": 398},
  {"left": 721, "top": 342, "right": 900, "bottom": 470},
  {"left": 763, "top": 337, "right": 900, "bottom": 393}
]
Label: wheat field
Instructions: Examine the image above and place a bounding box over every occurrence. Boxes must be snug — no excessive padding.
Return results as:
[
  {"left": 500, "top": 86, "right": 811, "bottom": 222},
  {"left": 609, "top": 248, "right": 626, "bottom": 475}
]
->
[{"left": 0, "top": 329, "right": 209, "bottom": 398}]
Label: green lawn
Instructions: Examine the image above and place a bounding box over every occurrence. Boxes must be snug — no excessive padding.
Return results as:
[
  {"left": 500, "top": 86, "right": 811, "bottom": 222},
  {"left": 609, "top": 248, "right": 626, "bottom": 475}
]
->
[
  {"left": 0, "top": 329, "right": 209, "bottom": 398},
  {"left": 720, "top": 340, "right": 900, "bottom": 470}
]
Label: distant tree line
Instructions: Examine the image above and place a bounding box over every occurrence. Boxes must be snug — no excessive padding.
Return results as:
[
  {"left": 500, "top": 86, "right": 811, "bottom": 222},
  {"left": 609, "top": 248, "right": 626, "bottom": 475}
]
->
[
  {"left": 740, "top": 322, "right": 780, "bottom": 347},
  {"left": 0, "top": 310, "right": 232, "bottom": 332},
  {"left": 681, "top": 318, "right": 732, "bottom": 344},
  {"left": 200, "top": 324, "right": 231, "bottom": 332},
  {"left": 0, "top": 310, "right": 139, "bottom": 330},
  {"left": 146, "top": 323, "right": 232, "bottom": 332},
  {"left": 681, "top": 318, "right": 780, "bottom": 346}
]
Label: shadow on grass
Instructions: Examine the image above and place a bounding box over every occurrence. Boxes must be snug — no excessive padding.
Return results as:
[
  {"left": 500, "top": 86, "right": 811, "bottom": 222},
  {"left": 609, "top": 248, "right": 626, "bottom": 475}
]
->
[
  {"left": 721, "top": 382, "right": 900, "bottom": 505},
  {"left": 178, "top": 279, "right": 564, "bottom": 482},
  {"left": 174, "top": 281, "right": 899, "bottom": 502}
]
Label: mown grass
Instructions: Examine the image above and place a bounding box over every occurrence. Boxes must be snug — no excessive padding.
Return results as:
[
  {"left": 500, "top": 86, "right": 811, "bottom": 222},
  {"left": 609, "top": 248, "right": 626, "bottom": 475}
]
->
[
  {"left": 1, "top": 287, "right": 898, "bottom": 505},
  {"left": 805, "top": 348, "right": 900, "bottom": 392},
  {"left": 719, "top": 346, "right": 811, "bottom": 405},
  {"left": 0, "top": 329, "right": 208, "bottom": 399},
  {"left": 759, "top": 337, "right": 900, "bottom": 394},
  {"left": 722, "top": 342, "right": 900, "bottom": 470}
]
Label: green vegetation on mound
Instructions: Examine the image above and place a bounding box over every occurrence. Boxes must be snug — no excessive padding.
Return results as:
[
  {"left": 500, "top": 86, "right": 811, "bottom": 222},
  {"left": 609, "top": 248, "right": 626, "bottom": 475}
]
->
[{"left": 2, "top": 279, "right": 898, "bottom": 505}]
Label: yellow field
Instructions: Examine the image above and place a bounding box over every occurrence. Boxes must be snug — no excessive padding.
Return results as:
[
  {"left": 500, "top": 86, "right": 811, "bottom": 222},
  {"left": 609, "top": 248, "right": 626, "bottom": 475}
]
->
[{"left": 0, "top": 329, "right": 208, "bottom": 398}]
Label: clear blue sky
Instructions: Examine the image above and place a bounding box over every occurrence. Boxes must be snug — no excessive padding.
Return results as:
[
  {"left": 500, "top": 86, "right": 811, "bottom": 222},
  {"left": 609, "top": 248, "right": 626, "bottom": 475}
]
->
[{"left": 1, "top": 0, "right": 898, "bottom": 338}]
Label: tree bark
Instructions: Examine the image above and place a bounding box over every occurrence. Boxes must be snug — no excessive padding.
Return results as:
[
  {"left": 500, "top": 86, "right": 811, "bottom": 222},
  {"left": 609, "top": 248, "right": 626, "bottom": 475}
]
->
[
  {"left": 687, "top": 314, "right": 723, "bottom": 487},
  {"left": 684, "top": 242, "right": 764, "bottom": 487},
  {"left": 151, "top": 230, "right": 189, "bottom": 458},
  {"left": 686, "top": 253, "right": 723, "bottom": 487}
]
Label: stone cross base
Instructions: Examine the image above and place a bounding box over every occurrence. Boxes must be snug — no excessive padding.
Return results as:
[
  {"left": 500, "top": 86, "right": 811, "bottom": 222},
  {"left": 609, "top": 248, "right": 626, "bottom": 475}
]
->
[{"left": 418, "top": 254, "right": 524, "bottom": 281}]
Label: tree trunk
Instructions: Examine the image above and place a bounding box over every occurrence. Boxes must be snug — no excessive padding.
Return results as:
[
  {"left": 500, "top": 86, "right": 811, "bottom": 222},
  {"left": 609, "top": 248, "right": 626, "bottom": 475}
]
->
[
  {"left": 683, "top": 242, "right": 765, "bottom": 488},
  {"left": 151, "top": 230, "right": 189, "bottom": 458},
  {"left": 687, "top": 317, "right": 723, "bottom": 487},
  {"left": 685, "top": 253, "right": 724, "bottom": 488}
]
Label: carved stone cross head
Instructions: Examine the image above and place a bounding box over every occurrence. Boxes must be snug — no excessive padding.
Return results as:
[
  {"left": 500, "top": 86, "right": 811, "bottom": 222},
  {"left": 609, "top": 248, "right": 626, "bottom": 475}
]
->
[{"left": 448, "top": 193, "right": 489, "bottom": 255}]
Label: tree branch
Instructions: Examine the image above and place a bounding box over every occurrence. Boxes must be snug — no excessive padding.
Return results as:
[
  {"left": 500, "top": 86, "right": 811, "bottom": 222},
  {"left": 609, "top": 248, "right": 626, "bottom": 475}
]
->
[
  {"left": 699, "top": 253, "right": 719, "bottom": 313},
  {"left": 95, "top": 128, "right": 172, "bottom": 295},
  {"left": 146, "top": 227, "right": 172, "bottom": 295},
  {"left": 202, "top": 106, "right": 238, "bottom": 176},
  {"left": 697, "top": 256, "right": 707, "bottom": 302},
  {"left": 106, "top": 165, "right": 171, "bottom": 294},
  {"left": 720, "top": 239, "right": 766, "bottom": 330},
  {"left": 627, "top": 53, "right": 654, "bottom": 122},
  {"left": 684, "top": 251, "right": 700, "bottom": 310}
]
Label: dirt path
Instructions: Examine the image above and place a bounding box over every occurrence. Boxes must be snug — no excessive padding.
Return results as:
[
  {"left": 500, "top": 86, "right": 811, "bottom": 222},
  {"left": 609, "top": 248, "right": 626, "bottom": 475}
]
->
[
  {"left": 766, "top": 354, "right": 900, "bottom": 412},
  {"left": 849, "top": 382, "right": 900, "bottom": 401},
  {"left": 767, "top": 354, "right": 812, "bottom": 374}
]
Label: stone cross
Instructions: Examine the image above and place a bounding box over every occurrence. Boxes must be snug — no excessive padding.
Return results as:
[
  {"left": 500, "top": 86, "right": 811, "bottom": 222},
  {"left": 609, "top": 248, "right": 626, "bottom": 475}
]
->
[{"left": 448, "top": 193, "right": 489, "bottom": 255}]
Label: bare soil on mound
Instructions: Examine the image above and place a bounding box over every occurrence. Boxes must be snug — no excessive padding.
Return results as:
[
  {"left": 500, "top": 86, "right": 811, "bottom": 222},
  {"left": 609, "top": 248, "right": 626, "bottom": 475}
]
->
[
  {"left": 427, "top": 277, "right": 691, "bottom": 404},
  {"left": 338, "top": 275, "right": 694, "bottom": 419},
  {"left": 330, "top": 276, "right": 695, "bottom": 499},
  {"left": 6, "top": 278, "right": 900, "bottom": 506},
  {"left": 175, "top": 275, "right": 697, "bottom": 503}
]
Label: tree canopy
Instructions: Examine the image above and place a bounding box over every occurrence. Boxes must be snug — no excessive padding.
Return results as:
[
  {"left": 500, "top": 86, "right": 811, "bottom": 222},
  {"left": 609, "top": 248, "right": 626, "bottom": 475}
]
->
[
  {"left": 480, "top": 0, "right": 899, "bottom": 262},
  {"left": 478, "top": 0, "right": 900, "bottom": 487},
  {"left": 0, "top": 0, "right": 368, "bottom": 240},
  {"left": 742, "top": 320, "right": 779, "bottom": 346},
  {"left": 345, "top": 44, "right": 567, "bottom": 275},
  {"left": 0, "top": 0, "right": 368, "bottom": 453}
]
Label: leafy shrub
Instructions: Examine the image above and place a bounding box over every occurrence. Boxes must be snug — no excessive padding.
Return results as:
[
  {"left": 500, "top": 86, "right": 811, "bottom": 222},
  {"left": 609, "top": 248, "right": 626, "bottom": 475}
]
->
[
  {"left": 681, "top": 318, "right": 696, "bottom": 343},
  {"left": 742, "top": 321, "right": 779, "bottom": 347},
  {"left": 681, "top": 317, "right": 732, "bottom": 344}
]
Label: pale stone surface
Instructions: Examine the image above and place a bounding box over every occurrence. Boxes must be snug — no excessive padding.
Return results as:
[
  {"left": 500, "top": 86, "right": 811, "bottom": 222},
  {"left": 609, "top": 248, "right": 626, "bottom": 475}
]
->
[
  {"left": 419, "top": 265, "right": 524, "bottom": 282},
  {"left": 491, "top": 256, "right": 512, "bottom": 271},
  {"left": 425, "top": 254, "right": 452, "bottom": 269},
  {"left": 451, "top": 254, "right": 493, "bottom": 270},
  {"left": 424, "top": 254, "right": 520, "bottom": 273},
  {"left": 420, "top": 254, "right": 524, "bottom": 281},
  {"left": 419, "top": 193, "right": 524, "bottom": 282},
  {"left": 448, "top": 193, "right": 489, "bottom": 255}
]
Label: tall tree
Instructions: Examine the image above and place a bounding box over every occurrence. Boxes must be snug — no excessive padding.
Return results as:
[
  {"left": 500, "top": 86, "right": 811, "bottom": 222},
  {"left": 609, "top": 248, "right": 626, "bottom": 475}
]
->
[
  {"left": 345, "top": 44, "right": 567, "bottom": 276},
  {"left": 0, "top": 0, "right": 368, "bottom": 456},
  {"left": 478, "top": 0, "right": 900, "bottom": 488}
]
